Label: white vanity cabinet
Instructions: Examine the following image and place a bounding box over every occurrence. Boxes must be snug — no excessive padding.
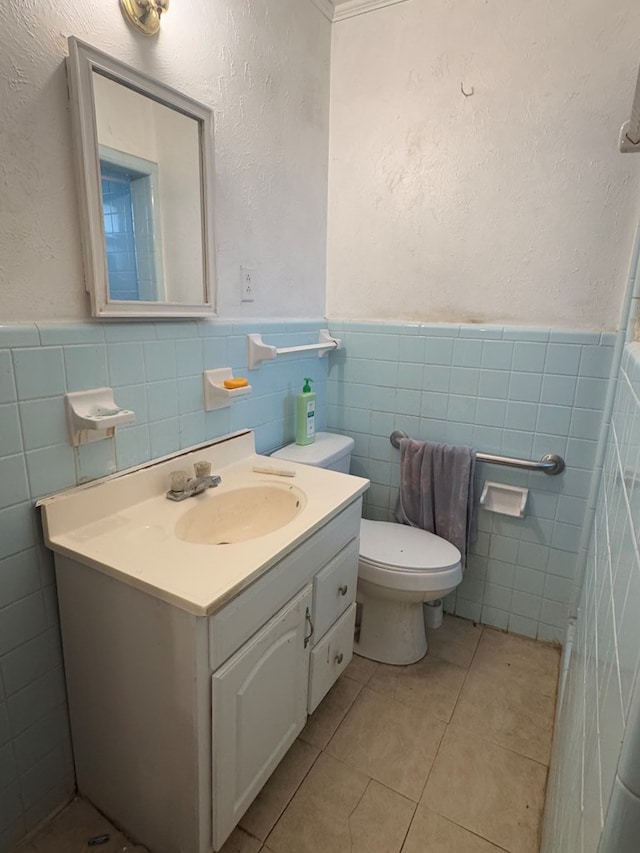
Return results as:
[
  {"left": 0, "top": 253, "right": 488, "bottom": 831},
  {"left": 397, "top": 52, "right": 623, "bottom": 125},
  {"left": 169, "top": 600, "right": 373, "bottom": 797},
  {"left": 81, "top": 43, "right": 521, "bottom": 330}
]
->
[
  {"left": 206, "top": 498, "right": 360, "bottom": 849},
  {"left": 211, "top": 585, "right": 313, "bottom": 847},
  {"left": 52, "top": 496, "right": 362, "bottom": 853}
]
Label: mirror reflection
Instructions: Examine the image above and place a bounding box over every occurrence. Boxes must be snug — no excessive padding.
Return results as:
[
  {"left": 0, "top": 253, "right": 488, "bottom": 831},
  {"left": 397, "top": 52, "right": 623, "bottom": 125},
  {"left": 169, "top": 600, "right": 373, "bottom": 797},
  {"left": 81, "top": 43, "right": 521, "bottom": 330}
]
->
[{"left": 93, "top": 72, "right": 204, "bottom": 305}]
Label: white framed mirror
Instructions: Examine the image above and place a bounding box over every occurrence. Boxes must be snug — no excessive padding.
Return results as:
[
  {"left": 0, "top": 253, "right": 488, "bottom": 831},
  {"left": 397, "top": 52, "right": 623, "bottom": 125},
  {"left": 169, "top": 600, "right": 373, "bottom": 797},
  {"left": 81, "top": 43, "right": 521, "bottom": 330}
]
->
[{"left": 66, "top": 37, "right": 216, "bottom": 318}]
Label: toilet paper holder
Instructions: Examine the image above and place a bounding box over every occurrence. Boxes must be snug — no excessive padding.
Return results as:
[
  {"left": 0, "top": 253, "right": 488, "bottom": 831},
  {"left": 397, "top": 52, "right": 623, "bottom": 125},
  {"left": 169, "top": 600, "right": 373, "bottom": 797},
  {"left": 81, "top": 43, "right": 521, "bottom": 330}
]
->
[{"left": 479, "top": 481, "right": 528, "bottom": 518}]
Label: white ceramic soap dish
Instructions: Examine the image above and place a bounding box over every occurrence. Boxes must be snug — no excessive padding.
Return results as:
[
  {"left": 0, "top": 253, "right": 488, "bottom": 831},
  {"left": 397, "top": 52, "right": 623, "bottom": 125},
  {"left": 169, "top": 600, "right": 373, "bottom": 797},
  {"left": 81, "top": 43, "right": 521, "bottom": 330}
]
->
[
  {"left": 203, "top": 368, "right": 252, "bottom": 411},
  {"left": 65, "top": 387, "right": 135, "bottom": 446}
]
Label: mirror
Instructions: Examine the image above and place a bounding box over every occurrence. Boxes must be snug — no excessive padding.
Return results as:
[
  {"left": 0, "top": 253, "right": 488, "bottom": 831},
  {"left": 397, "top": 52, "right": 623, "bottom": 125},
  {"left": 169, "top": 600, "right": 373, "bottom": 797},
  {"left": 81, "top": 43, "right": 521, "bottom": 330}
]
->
[{"left": 66, "top": 37, "right": 216, "bottom": 318}]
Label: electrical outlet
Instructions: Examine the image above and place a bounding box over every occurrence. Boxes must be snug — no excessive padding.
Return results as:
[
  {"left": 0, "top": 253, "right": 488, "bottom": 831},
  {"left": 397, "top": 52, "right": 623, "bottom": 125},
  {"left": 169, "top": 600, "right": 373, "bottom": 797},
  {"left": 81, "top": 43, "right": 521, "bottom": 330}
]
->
[{"left": 240, "top": 266, "right": 256, "bottom": 302}]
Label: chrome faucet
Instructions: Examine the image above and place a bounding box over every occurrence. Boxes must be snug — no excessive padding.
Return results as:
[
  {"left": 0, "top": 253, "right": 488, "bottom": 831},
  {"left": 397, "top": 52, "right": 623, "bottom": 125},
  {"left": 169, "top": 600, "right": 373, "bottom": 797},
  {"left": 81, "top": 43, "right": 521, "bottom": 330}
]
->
[{"left": 166, "top": 461, "right": 221, "bottom": 502}]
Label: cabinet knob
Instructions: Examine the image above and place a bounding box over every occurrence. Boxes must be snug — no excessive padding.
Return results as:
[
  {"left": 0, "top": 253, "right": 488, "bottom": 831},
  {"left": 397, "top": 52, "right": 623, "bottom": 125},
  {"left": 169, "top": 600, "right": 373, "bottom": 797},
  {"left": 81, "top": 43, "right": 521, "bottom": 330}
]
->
[
  {"left": 338, "top": 584, "right": 348, "bottom": 597},
  {"left": 335, "top": 652, "right": 344, "bottom": 665}
]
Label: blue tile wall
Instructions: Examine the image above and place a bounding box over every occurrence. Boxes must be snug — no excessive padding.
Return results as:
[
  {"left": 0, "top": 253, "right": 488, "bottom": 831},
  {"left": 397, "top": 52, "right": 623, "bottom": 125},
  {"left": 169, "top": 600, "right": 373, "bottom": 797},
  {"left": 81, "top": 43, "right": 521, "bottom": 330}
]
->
[
  {"left": 0, "top": 318, "right": 328, "bottom": 851},
  {"left": 327, "top": 320, "right": 614, "bottom": 643},
  {"left": 542, "top": 342, "right": 640, "bottom": 851}
]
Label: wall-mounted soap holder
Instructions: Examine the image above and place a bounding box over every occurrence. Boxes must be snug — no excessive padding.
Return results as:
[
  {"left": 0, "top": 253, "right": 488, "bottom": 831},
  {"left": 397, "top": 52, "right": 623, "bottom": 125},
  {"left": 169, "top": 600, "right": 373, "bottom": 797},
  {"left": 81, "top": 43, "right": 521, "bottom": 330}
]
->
[
  {"left": 65, "top": 387, "right": 135, "bottom": 447},
  {"left": 203, "top": 368, "right": 252, "bottom": 411}
]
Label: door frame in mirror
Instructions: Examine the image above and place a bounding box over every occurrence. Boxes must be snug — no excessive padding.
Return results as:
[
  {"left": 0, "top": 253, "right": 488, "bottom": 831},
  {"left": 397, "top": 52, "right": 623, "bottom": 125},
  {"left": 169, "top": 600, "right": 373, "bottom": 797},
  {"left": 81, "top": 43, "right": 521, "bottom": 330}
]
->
[{"left": 66, "top": 36, "right": 217, "bottom": 319}]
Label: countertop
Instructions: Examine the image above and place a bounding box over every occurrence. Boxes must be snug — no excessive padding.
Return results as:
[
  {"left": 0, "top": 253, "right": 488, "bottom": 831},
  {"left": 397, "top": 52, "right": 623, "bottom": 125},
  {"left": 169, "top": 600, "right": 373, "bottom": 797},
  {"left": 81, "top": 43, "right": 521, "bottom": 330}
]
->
[{"left": 39, "top": 432, "right": 369, "bottom": 616}]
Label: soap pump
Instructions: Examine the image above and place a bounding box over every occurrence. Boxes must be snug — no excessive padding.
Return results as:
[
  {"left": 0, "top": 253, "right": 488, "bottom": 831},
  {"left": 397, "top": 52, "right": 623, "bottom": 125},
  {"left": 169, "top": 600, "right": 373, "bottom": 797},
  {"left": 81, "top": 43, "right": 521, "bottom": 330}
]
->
[{"left": 295, "top": 377, "right": 316, "bottom": 446}]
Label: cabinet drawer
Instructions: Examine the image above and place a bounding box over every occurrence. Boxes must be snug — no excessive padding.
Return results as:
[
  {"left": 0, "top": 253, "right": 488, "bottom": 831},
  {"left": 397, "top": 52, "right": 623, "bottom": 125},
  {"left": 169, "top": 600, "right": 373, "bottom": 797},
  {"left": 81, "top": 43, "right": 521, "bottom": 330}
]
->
[
  {"left": 308, "top": 603, "right": 356, "bottom": 714},
  {"left": 209, "top": 498, "right": 361, "bottom": 671},
  {"left": 312, "top": 538, "right": 359, "bottom": 642}
]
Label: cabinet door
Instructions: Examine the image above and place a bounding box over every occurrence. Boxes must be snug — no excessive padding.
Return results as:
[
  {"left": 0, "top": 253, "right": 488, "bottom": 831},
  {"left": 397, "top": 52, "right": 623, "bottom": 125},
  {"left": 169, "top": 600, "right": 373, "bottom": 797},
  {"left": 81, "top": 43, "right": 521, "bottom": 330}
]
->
[
  {"left": 211, "top": 585, "right": 313, "bottom": 850},
  {"left": 308, "top": 603, "right": 356, "bottom": 714}
]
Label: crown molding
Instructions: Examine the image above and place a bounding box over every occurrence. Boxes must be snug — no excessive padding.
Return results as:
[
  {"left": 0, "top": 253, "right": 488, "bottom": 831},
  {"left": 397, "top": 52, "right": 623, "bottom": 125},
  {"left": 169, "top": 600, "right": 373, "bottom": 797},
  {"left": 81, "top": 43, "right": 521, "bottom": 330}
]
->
[
  {"left": 309, "top": 0, "right": 409, "bottom": 23},
  {"left": 309, "top": 0, "right": 335, "bottom": 21},
  {"left": 333, "top": 0, "right": 409, "bottom": 21}
]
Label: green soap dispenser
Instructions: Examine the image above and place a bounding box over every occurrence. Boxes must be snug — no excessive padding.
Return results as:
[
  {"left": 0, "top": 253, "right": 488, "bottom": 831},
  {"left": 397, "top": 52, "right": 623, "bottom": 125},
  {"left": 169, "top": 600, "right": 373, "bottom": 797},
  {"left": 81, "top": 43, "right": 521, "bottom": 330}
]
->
[{"left": 295, "top": 378, "right": 316, "bottom": 445}]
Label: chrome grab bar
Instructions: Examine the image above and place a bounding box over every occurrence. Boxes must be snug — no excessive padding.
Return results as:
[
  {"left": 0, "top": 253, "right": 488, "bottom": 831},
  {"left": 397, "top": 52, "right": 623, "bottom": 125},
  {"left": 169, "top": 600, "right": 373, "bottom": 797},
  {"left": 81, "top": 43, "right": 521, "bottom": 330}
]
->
[{"left": 389, "top": 430, "right": 565, "bottom": 476}]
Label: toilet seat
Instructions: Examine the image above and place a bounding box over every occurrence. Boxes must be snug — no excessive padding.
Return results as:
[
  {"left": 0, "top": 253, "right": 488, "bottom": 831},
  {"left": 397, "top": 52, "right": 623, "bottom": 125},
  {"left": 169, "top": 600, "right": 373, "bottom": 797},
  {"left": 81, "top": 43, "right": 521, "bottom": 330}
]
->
[
  {"left": 359, "top": 519, "right": 461, "bottom": 572},
  {"left": 358, "top": 519, "right": 462, "bottom": 593},
  {"left": 358, "top": 519, "right": 462, "bottom": 601}
]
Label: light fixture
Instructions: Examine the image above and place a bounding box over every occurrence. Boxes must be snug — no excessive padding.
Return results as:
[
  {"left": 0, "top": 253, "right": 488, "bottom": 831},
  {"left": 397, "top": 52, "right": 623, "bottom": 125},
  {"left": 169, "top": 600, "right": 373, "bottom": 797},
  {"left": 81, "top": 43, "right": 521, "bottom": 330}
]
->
[{"left": 120, "top": 0, "right": 169, "bottom": 36}]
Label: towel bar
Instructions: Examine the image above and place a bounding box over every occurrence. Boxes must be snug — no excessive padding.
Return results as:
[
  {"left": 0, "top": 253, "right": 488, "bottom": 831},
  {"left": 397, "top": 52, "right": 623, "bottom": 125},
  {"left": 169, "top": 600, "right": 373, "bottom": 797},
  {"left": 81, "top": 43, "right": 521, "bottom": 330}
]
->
[
  {"left": 389, "top": 430, "right": 565, "bottom": 476},
  {"left": 247, "top": 329, "right": 340, "bottom": 369}
]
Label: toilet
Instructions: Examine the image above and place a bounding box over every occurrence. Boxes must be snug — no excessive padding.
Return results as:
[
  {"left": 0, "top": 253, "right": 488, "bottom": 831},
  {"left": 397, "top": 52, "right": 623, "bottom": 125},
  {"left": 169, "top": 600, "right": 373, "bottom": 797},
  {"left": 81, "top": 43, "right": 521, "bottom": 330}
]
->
[{"left": 271, "top": 432, "right": 463, "bottom": 665}]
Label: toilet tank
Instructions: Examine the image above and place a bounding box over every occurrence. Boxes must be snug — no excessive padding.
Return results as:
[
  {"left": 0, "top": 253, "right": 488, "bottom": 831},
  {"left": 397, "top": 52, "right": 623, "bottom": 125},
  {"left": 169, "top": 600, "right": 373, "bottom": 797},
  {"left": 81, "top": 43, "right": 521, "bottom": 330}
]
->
[{"left": 271, "top": 432, "right": 354, "bottom": 473}]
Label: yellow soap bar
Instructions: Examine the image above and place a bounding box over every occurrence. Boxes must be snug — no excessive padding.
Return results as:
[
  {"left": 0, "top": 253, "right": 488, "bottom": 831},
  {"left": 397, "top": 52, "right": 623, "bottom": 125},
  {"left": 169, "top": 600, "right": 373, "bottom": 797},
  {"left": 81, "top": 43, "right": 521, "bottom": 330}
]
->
[{"left": 223, "top": 377, "right": 249, "bottom": 389}]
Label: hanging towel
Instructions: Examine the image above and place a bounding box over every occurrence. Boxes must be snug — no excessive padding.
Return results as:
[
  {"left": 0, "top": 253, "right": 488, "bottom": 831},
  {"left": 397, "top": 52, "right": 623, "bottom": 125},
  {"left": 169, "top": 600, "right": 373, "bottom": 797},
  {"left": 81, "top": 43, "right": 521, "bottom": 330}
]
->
[{"left": 395, "top": 438, "right": 476, "bottom": 568}]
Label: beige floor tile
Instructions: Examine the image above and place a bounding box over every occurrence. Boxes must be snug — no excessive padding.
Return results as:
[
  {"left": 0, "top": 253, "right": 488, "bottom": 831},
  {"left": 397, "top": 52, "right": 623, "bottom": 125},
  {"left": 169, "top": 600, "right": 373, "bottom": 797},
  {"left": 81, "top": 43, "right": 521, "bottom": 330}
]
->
[
  {"left": 28, "top": 798, "right": 135, "bottom": 853},
  {"left": 367, "top": 662, "right": 408, "bottom": 692},
  {"left": 368, "top": 655, "right": 467, "bottom": 723},
  {"left": 265, "top": 752, "right": 369, "bottom": 853},
  {"left": 426, "top": 615, "right": 483, "bottom": 669},
  {"left": 344, "top": 653, "right": 379, "bottom": 684},
  {"left": 402, "top": 805, "right": 506, "bottom": 853},
  {"left": 239, "top": 739, "right": 320, "bottom": 840},
  {"left": 219, "top": 826, "right": 262, "bottom": 853},
  {"left": 326, "top": 687, "right": 446, "bottom": 801},
  {"left": 471, "top": 628, "right": 560, "bottom": 697},
  {"left": 348, "top": 780, "right": 416, "bottom": 853},
  {"left": 299, "top": 674, "right": 362, "bottom": 750},
  {"left": 423, "top": 726, "right": 548, "bottom": 853},
  {"left": 451, "top": 665, "right": 556, "bottom": 764},
  {"left": 15, "top": 625, "right": 556, "bottom": 853}
]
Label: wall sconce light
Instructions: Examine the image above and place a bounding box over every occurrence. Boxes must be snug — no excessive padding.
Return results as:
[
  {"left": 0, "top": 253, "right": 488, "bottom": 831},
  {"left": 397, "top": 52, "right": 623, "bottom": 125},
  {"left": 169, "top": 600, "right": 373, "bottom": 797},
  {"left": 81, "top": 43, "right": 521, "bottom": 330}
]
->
[{"left": 120, "top": 0, "right": 169, "bottom": 36}]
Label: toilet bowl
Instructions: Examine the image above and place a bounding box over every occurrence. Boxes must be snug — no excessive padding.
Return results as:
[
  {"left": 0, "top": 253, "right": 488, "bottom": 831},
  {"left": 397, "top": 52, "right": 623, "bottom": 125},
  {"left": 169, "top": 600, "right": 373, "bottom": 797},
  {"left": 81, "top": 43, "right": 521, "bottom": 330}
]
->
[
  {"left": 271, "top": 432, "right": 463, "bottom": 665},
  {"left": 356, "top": 519, "right": 461, "bottom": 664}
]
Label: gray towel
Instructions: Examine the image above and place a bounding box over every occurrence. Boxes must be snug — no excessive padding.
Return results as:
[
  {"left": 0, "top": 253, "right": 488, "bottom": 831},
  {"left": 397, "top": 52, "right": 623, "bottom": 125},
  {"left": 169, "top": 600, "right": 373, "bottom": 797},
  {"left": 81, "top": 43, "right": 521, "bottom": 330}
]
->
[{"left": 395, "top": 438, "right": 476, "bottom": 568}]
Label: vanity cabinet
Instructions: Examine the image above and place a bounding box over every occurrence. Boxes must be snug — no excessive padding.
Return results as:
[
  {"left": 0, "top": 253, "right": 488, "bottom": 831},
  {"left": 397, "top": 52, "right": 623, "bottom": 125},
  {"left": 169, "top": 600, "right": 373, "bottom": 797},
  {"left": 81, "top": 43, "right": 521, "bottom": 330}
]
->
[
  {"left": 212, "top": 585, "right": 312, "bottom": 847},
  {"left": 53, "top": 496, "right": 362, "bottom": 853}
]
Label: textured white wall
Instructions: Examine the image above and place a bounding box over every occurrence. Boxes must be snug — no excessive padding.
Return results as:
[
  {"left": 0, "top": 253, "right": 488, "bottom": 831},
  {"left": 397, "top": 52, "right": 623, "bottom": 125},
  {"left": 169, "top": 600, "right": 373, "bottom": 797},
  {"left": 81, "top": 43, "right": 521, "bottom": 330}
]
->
[
  {"left": 327, "top": 0, "right": 640, "bottom": 329},
  {"left": 0, "top": 0, "right": 330, "bottom": 321}
]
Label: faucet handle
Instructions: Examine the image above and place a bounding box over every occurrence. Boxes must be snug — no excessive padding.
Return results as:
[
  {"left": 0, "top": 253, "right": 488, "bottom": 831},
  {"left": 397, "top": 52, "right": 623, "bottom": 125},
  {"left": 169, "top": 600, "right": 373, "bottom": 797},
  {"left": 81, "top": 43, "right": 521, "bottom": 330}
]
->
[
  {"left": 169, "top": 469, "right": 189, "bottom": 493},
  {"left": 194, "top": 460, "right": 212, "bottom": 478}
]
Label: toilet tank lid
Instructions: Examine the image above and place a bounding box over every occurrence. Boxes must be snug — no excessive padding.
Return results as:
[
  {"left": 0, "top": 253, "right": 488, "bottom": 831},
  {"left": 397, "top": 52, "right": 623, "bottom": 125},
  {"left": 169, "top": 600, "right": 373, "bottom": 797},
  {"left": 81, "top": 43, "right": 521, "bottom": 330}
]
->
[
  {"left": 271, "top": 432, "right": 354, "bottom": 468},
  {"left": 360, "top": 519, "right": 461, "bottom": 571}
]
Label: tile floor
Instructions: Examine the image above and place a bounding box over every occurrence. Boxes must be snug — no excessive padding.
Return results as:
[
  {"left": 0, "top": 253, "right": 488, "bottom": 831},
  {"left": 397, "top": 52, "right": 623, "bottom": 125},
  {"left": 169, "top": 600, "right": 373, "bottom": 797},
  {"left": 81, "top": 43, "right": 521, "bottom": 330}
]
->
[{"left": 14, "top": 616, "right": 560, "bottom": 853}]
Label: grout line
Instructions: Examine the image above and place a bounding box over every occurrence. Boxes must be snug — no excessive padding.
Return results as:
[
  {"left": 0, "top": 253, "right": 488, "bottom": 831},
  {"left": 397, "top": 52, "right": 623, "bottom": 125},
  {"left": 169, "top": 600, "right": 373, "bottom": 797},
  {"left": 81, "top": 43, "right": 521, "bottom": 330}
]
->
[
  {"left": 346, "top": 778, "right": 372, "bottom": 850},
  {"left": 409, "top": 622, "right": 484, "bottom": 804},
  {"left": 259, "top": 742, "right": 323, "bottom": 848},
  {"left": 414, "top": 806, "right": 515, "bottom": 853},
  {"left": 439, "top": 622, "right": 559, "bottom": 770},
  {"left": 414, "top": 719, "right": 448, "bottom": 805},
  {"left": 447, "top": 622, "right": 485, "bottom": 714},
  {"left": 446, "top": 716, "right": 553, "bottom": 769}
]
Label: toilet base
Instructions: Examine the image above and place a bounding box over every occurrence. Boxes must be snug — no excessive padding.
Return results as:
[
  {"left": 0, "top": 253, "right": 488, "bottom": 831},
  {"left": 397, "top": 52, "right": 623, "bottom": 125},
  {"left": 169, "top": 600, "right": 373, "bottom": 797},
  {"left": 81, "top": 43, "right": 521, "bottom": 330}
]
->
[{"left": 354, "top": 590, "right": 428, "bottom": 665}]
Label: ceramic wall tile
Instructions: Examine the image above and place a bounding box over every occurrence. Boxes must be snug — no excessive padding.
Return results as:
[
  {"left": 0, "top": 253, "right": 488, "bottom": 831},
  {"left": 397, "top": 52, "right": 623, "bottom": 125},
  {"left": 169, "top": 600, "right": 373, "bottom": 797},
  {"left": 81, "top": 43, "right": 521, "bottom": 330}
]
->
[
  {"left": 63, "top": 345, "right": 108, "bottom": 392},
  {"left": 543, "top": 344, "right": 640, "bottom": 852},
  {"left": 0, "top": 318, "right": 331, "bottom": 847},
  {"left": 13, "top": 349, "right": 66, "bottom": 401}
]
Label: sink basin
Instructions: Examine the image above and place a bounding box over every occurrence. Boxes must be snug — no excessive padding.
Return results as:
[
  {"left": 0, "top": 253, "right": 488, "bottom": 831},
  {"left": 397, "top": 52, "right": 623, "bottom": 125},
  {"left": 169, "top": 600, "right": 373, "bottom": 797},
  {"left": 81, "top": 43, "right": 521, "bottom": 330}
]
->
[{"left": 174, "top": 484, "right": 307, "bottom": 545}]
